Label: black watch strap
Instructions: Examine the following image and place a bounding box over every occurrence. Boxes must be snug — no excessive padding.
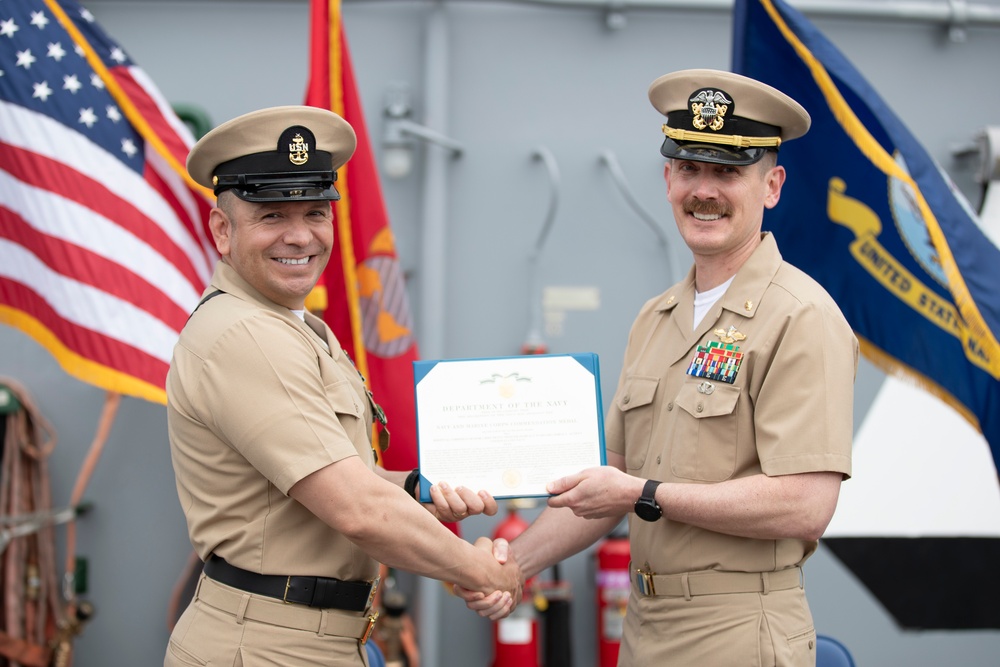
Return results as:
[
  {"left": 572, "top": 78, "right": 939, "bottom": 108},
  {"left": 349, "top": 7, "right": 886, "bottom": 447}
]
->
[
  {"left": 641, "top": 478, "right": 662, "bottom": 505},
  {"left": 404, "top": 468, "right": 421, "bottom": 501}
]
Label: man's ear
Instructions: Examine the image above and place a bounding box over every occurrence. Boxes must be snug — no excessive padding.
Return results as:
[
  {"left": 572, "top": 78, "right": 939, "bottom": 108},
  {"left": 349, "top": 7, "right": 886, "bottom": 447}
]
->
[
  {"left": 209, "top": 205, "right": 231, "bottom": 256},
  {"left": 763, "top": 165, "right": 786, "bottom": 210},
  {"left": 663, "top": 162, "right": 673, "bottom": 200}
]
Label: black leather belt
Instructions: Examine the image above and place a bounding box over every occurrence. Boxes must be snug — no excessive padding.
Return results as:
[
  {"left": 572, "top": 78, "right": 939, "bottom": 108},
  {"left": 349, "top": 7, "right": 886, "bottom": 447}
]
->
[{"left": 204, "top": 554, "right": 377, "bottom": 612}]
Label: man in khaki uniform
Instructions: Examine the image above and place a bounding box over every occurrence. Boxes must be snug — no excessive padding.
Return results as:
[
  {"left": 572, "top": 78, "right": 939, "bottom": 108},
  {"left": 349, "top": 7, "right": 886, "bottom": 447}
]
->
[
  {"left": 462, "top": 70, "right": 857, "bottom": 666},
  {"left": 165, "top": 106, "right": 520, "bottom": 666}
]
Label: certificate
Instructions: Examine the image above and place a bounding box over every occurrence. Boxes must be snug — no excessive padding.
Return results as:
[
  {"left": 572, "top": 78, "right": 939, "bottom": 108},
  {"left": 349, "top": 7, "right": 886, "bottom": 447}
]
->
[{"left": 413, "top": 353, "right": 606, "bottom": 501}]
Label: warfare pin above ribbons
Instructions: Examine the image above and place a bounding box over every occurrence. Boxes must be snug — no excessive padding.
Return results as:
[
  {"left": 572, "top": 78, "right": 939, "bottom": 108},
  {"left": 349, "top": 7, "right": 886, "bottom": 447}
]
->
[
  {"left": 687, "top": 326, "right": 747, "bottom": 385},
  {"left": 714, "top": 325, "right": 746, "bottom": 344}
]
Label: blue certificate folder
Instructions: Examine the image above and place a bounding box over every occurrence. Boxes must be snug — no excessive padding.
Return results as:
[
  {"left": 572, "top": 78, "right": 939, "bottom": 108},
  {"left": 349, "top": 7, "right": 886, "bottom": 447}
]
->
[{"left": 412, "top": 352, "right": 606, "bottom": 502}]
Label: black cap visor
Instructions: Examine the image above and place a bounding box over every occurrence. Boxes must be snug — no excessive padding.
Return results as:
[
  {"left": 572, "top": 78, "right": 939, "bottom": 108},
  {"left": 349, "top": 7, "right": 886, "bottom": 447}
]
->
[
  {"left": 215, "top": 171, "right": 340, "bottom": 202},
  {"left": 660, "top": 137, "right": 771, "bottom": 166}
]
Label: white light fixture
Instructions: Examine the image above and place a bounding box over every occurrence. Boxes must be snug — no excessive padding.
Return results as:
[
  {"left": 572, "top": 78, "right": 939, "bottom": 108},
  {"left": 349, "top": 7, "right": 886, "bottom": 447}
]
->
[
  {"left": 382, "top": 144, "right": 414, "bottom": 180},
  {"left": 381, "top": 83, "right": 463, "bottom": 179}
]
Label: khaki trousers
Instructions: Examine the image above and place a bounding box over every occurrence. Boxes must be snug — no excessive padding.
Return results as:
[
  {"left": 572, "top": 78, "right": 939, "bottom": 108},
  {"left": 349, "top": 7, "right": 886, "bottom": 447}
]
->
[
  {"left": 618, "top": 582, "right": 817, "bottom": 667},
  {"left": 164, "top": 574, "right": 371, "bottom": 667}
]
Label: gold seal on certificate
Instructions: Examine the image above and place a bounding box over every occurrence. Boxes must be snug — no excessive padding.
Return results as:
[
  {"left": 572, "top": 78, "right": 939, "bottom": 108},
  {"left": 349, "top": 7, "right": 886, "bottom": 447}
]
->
[
  {"left": 502, "top": 469, "right": 523, "bottom": 490},
  {"left": 413, "top": 353, "right": 607, "bottom": 501}
]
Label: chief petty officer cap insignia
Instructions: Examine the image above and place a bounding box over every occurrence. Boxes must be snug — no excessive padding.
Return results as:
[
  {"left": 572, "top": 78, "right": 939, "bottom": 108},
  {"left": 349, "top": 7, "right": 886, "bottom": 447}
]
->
[
  {"left": 187, "top": 105, "right": 357, "bottom": 202},
  {"left": 648, "top": 69, "right": 810, "bottom": 166}
]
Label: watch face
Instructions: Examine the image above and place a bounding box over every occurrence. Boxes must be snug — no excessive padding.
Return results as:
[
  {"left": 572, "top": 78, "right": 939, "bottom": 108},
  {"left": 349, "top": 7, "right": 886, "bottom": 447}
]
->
[{"left": 635, "top": 499, "right": 661, "bottom": 522}]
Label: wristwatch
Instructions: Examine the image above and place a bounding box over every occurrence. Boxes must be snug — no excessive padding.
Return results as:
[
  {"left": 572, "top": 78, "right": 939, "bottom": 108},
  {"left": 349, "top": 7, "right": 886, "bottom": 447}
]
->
[
  {"left": 634, "top": 479, "right": 663, "bottom": 522},
  {"left": 404, "top": 468, "right": 421, "bottom": 501}
]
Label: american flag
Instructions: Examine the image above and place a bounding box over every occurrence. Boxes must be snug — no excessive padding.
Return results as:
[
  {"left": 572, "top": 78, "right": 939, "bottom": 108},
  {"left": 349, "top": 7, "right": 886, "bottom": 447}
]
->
[{"left": 0, "top": 0, "right": 215, "bottom": 403}]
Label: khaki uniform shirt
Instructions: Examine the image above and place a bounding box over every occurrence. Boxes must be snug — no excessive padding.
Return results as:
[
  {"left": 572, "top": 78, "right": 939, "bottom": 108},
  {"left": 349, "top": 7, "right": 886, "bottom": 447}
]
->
[
  {"left": 606, "top": 233, "right": 857, "bottom": 575},
  {"left": 167, "top": 261, "right": 379, "bottom": 582}
]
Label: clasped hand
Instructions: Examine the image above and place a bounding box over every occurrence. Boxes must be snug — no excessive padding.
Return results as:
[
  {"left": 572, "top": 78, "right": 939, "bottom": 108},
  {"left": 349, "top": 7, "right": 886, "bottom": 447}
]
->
[
  {"left": 457, "top": 538, "right": 522, "bottom": 621},
  {"left": 456, "top": 466, "right": 639, "bottom": 620},
  {"left": 422, "top": 482, "right": 520, "bottom": 618}
]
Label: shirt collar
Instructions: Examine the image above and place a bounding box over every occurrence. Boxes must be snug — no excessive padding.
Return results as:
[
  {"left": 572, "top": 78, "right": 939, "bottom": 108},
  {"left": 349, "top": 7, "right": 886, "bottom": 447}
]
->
[{"left": 653, "top": 232, "right": 783, "bottom": 319}]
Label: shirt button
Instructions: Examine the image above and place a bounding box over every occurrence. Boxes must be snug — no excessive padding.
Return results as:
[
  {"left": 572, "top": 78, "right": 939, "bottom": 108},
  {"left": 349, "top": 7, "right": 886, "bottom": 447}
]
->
[
  {"left": 696, "top": 403, "right": 704, "bottom": 413},
  {"left": 623, "top": 395, "right": 631, "bottom": 404},
  {"left": 667, "top": 402, "right": 673, "bottom": 411},
  {"left": 656, "top": 455, "right": 661, "bottom": 464}
]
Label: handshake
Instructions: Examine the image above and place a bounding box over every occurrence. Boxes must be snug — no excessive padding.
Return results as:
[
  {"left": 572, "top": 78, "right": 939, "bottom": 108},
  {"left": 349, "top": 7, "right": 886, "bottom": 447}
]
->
[
  {"left": 457, "top": 536, "right": 523, "bottom": 621},
  {"left": 422, "top": 481, "right": 526, "bottom": 621},
  {"left": 428, "top": 464, "right": 627, "bottom": 621}
]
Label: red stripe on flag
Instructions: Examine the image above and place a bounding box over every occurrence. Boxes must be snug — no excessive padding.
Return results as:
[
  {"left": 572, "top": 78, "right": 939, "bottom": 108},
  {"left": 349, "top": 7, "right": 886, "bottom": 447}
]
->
[
  {"left": 0, "top": 207, "right": 189, "bottom": 330},
  {"left": 0, "top": 276, "right": 168, "bottom": 389},
  {"left": 0, "top": 141, "right": 205, "bottom": 292}
]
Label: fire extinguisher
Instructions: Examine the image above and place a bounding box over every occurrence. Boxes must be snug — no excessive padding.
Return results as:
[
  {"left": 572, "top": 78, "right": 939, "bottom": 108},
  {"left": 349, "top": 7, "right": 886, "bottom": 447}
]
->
[
  {"left": 595, "top": 527, "right": 631, "bottom": 667},
  {"left": 491, "top": 500, "right": 540, "bottom": 667}
]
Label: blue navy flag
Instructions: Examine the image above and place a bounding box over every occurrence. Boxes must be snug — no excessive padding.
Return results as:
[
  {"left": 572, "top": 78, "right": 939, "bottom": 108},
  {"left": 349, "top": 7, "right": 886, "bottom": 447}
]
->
[{"left": 732, "top": 0, "right": 1000, "bottom": 473}]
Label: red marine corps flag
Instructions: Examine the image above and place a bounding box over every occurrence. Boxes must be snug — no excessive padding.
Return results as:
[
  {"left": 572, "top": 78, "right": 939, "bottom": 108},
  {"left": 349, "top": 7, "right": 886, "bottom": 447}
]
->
[
  {"left": 305, "top": 0, "right": 420, "bottom": 473},
  {"left": 304, "top": 5, "right": 430, "bottom": 660}
]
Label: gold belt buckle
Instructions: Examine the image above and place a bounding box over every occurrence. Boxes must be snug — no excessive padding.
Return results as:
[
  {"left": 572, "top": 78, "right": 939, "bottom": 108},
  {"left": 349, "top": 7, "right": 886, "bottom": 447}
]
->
[
  {"left": 361, "top": 611, "right": 379, "bottom": 645},
  {"left": 636, "top": 568, "right": 656, "bottom": 597},
  {"left": 283, "top": 576, "right": 293, "bottom": 604}
]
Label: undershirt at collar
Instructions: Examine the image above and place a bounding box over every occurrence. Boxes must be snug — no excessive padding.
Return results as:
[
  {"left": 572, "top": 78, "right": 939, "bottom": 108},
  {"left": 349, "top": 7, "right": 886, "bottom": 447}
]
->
[{"left": 693, "top": 276, "right": 735, "bottom": 330}]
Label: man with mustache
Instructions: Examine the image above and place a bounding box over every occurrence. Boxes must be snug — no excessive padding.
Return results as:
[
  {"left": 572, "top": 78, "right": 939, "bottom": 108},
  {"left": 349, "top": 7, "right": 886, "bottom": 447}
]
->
[
  {"left": 463, "top": 70, "right": 857, "bottom": 666},
  {"left": 165, "top": 106, "right": 520, "bottom": 666}
]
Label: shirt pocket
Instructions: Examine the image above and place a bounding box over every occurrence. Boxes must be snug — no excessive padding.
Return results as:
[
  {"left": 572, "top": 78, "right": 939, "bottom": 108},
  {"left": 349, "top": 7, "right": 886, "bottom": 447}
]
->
[
  {"left": 324, "top": 378, "right": 365, "bottom": 449},
  {"left": 670, "top": 379, "right": 740, "bottom": 482},
  {"left": 617, "top": 375, "right": 660, "bottom": 471}
]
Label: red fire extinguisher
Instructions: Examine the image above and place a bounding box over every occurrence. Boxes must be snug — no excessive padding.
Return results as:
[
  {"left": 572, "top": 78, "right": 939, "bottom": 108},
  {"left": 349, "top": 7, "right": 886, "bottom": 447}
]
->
[
  {"left": 595, "top": 530, "right": 631, "bottom": 667},
  {"left": 491, "top": 500, "right": 540, "bottom": 667}
]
